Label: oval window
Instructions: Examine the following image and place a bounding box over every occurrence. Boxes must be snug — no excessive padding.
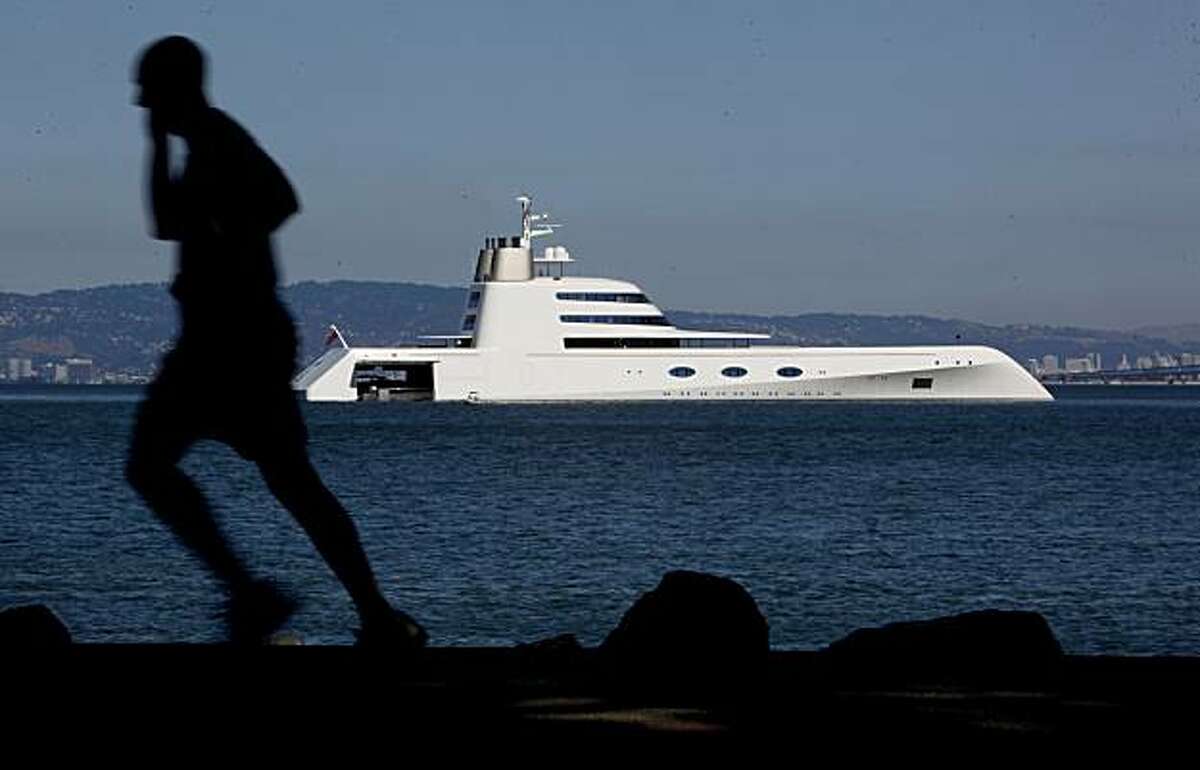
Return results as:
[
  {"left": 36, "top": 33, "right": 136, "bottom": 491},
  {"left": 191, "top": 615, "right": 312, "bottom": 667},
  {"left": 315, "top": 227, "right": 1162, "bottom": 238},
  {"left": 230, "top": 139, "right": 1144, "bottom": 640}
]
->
[
  {"left": 777, "top": 366, "right": 803, "bottom": 378},
  {"left": 721, "top": 366, "right": 748, "bottom": 378},
  {"left": 668, "top": 366, "right": 696, "bottom": 378}
]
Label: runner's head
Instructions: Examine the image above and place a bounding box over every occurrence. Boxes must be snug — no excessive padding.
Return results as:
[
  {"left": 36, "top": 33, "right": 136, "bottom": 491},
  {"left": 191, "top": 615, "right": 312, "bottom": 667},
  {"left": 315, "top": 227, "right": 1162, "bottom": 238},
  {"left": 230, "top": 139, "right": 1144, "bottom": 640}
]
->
[{"left": 134, "top": 36, "right": 207, "bottom": 131}]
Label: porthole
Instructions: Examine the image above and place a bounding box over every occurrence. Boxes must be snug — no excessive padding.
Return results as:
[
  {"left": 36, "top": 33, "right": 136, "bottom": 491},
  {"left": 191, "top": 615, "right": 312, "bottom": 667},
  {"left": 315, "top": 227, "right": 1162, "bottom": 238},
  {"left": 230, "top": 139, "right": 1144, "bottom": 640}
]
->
[
  {"left": 668, "top": 366, "right": 696, "bottom": 378},
  {"left": 721, "top": 366, "right": 748, "bottom": 378},
  {"left": 776, "top": 366, "right": 803, "bottom": 378}
]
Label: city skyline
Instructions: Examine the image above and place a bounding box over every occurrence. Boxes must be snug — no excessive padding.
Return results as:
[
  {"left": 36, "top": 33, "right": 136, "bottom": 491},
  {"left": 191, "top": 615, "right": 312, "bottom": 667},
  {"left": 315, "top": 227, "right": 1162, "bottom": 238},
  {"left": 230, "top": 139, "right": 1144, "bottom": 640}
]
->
[{"left": 2, "top": 2, "right": 1200, "bottom": 329}]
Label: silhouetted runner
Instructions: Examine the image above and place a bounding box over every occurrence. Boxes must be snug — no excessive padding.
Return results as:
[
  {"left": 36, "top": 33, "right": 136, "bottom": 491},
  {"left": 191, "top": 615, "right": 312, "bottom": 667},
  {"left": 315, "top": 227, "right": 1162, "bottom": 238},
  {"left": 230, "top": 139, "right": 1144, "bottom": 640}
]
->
[{"left": 126, "top": 36, "right": 426, "bottom": 647}]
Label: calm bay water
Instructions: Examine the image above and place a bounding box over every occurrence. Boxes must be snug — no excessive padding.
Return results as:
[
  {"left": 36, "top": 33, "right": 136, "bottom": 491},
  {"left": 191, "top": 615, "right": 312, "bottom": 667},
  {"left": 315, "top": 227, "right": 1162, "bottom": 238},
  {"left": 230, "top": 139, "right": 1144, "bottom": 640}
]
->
[{"left": 1, "top": 383, "right": 1198, "bottom": 652}]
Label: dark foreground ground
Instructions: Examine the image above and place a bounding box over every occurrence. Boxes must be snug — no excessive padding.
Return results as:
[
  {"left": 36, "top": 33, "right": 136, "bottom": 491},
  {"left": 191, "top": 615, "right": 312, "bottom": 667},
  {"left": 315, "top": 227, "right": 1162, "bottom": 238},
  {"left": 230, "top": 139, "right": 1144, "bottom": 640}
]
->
[{"left": 7, "top": 644, "right": 1197, "bottom": 749}]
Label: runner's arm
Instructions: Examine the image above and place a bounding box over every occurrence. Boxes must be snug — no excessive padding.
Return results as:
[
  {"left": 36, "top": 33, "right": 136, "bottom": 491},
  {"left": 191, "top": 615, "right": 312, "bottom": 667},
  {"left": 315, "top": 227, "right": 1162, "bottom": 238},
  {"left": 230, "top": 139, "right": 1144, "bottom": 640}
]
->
[{"left": 146, "top": 120, "right": 183, "bottom": 241}]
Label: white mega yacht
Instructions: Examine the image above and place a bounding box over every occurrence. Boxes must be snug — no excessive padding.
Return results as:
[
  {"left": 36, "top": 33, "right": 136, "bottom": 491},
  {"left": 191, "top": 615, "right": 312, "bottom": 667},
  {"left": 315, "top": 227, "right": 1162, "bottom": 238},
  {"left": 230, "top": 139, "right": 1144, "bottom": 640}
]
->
[{"left": 294, "top": 197, "right": 1051, "bottom": 403}]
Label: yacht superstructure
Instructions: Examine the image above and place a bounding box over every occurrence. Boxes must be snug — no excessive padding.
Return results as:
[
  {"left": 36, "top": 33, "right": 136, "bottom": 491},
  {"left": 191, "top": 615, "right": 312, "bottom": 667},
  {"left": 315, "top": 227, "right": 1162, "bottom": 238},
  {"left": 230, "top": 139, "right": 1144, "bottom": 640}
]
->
[{"left": 293, "top": 197, "right": 1051, "bottom": 403}]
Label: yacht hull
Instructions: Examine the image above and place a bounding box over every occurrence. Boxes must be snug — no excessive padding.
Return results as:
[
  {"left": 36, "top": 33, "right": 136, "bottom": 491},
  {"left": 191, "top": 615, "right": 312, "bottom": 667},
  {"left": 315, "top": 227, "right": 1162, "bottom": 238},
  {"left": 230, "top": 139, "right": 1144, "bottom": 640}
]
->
[{"left": 294, "top": 344, "right": 1052, "bottom": 402}]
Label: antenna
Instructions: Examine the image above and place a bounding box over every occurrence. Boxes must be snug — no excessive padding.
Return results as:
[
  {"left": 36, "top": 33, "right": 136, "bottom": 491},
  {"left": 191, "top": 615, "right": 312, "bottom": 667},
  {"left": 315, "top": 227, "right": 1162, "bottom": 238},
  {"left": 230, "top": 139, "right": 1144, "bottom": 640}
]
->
[{"left": 516, "top": 193, "right": 561, "bottom": 243}]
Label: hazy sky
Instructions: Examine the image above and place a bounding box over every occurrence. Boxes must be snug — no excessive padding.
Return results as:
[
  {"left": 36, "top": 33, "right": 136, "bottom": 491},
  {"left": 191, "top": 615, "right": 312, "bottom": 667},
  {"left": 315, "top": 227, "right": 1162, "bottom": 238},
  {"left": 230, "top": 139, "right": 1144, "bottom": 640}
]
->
[{"left": 2, "top": 1, "right": 1199, "bottom": 329}]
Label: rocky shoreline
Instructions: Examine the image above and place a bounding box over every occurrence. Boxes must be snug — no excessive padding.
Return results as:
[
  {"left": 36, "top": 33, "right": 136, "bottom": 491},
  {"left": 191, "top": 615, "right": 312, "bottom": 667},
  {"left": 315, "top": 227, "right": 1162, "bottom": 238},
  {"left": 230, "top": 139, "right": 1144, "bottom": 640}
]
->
[{"left": 4, "top": 571, "right": 1196, "bottom": 744}]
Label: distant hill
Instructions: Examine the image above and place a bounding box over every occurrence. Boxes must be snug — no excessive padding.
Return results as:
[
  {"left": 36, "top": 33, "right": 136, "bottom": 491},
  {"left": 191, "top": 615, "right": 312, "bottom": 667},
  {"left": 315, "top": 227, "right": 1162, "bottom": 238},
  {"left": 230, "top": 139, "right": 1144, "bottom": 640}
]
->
[
  {"left": 0, "top": 284, "right": 177, "bottom": 372},
  {"left": 1, "top": 281, "right": 1195, "bottom": 374},
  {"left": 1133, "top": 324, "right": 1200, "bottom": 348},
  {"left": 285, "top": 280, "right": 465, "bottom": 358},
  {"left": 0, "top": 281, "right": 466, "bottom": 372}
]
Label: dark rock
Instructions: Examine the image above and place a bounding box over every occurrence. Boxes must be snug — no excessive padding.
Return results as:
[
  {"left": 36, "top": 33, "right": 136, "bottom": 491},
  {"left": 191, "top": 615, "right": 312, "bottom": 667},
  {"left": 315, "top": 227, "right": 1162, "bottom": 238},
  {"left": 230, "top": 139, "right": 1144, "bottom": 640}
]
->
[
  {"left": 514, "top": 633, "right": 586, "bottom": 667},
  {"left": 825, "top": 609, "right": 1063, "bottom": 685},
  {"left": 511, "top": 633, "right": 585, "bottom": 671},
  {"left": 600, "top": 571, "right": 769, "bottom": 689},
  {"left": 0, "top": 604, "right": 72, "bottom": 649},
  {"left": 516, "top": 633, "right": 583, "bottom": 655}
]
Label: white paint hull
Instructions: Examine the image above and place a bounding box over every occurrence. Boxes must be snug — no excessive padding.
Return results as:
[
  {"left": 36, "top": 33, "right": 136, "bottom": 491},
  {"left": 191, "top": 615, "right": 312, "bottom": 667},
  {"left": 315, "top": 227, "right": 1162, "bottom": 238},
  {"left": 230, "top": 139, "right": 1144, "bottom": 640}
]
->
[{"left": 294, "top": 344, "right": 1052, "bottom": 402}]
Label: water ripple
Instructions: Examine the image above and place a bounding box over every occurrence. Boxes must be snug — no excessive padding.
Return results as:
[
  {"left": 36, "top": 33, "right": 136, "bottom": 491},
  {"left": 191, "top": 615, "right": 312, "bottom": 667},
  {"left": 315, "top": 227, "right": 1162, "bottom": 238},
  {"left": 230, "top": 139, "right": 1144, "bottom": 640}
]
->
[{"left": 1, "top": 387, "right": 1198, "bottom": 652}]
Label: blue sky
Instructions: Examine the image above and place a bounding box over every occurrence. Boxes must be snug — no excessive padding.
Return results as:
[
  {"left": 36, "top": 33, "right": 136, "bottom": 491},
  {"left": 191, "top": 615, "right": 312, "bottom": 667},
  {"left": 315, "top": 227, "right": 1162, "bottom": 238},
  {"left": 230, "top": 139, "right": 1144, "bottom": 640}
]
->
[{"left": 2, "top": 1, "right": 1199, "bottom": 328}]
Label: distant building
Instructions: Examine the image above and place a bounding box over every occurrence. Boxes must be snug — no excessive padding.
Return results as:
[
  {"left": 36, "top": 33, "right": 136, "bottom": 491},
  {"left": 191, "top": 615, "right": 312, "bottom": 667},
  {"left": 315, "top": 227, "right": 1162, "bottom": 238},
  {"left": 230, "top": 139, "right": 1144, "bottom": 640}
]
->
[
  {"left": 1155, "top": 352, "right": 1178, "bottom": 368},
  {"left": 1026, "top": 358, "right": 1041, "bottom": 376},
  {"left": 1117, "top": 354, "right": 1131, "bottom": 371},
  {"left": 1182, "top": 353, "right": 1197, "bottom": 367},
  {"left": 1064, "top": 357, "right": 1096, "bottom": 374},
  {"left": 1041, "top": 354, "right": 1059, "bottom": 375},
  {"left": 65, "top": 358, "right": 94, "bottom": 385},
  {"left": 1136, "top": 356, "right": 1155, "bottom": 370},
  {"left": 102, "top": 370, "right": 149, "bottom": 385},
  {"left": 1087, "top": 352, "right": 1101, "bottom": 372},
  {"left": 7, "top": 357, "right": 33, "bottom": 381}
]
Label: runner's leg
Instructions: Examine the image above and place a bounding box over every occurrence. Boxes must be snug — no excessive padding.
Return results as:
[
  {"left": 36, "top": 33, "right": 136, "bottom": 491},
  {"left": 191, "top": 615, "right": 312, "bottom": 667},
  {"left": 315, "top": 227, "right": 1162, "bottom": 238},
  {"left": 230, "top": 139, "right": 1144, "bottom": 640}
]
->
[
  {"left": 256, "top": 446, "right": 392, "bottom": 620},
  {"left": 126, "top": 376, "right": 256, "bottom": 592}
]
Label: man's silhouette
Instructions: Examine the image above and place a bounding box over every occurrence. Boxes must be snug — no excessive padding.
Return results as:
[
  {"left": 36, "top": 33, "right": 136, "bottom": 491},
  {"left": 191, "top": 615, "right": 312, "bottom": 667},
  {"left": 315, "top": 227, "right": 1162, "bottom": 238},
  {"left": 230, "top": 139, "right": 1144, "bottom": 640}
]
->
[{"left": 126, "top": 35, "right": 425, "bottom": 647}]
